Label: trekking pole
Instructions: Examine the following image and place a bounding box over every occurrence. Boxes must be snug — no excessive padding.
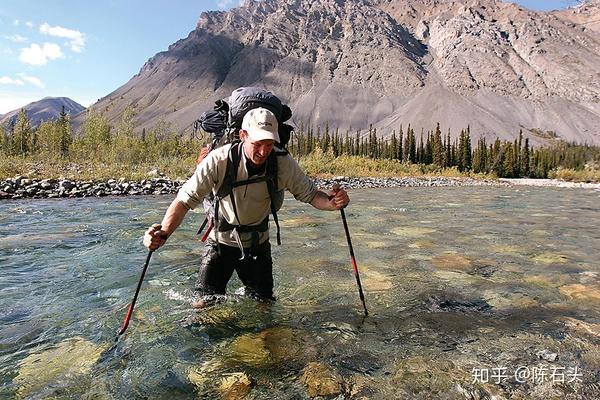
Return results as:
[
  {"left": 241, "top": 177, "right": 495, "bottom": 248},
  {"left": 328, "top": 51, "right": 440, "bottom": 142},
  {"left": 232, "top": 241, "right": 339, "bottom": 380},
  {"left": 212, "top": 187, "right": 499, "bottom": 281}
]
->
[
  {"left": 333, "top": 183, "right": 368, "bottom": 316},
  {"left": 117, "top": 250, "right": 154, "bottom": 338}
]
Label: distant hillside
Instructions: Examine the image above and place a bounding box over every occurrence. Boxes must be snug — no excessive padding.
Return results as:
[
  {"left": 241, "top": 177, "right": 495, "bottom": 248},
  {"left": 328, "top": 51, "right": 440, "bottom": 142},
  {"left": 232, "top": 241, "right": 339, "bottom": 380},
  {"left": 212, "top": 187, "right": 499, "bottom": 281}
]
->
[{"left": 1, "top": 97, "right": 85, "bottom": 129}]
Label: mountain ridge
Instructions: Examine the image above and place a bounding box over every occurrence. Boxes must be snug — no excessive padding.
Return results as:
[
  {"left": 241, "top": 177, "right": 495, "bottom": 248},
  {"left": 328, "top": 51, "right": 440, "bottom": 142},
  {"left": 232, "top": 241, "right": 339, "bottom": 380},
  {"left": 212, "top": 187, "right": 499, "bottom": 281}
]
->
[{"left": 77, "top": 0, "right": 600, "bottom": 145}]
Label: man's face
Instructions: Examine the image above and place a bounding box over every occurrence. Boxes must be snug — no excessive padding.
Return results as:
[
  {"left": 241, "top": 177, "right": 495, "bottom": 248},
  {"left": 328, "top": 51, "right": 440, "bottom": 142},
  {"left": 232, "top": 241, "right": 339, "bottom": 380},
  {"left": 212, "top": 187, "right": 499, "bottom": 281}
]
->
[{"left": 240, "top": 130, "right": 275, "bottom": 165}]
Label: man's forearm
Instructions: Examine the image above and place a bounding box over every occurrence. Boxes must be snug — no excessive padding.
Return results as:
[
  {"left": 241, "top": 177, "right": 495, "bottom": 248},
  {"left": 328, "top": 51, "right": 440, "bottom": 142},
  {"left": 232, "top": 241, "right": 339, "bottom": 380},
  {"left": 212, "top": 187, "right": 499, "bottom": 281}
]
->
[{"left": 160, "top": 199, "right": 189, "bottom": 237}]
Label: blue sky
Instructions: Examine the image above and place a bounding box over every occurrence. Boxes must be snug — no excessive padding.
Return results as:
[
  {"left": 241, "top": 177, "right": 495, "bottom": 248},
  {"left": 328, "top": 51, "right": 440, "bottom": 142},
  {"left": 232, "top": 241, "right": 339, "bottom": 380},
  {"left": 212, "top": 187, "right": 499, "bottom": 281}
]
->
[{"left": 0, "top": 0, "right": 582, "bottom": 114}]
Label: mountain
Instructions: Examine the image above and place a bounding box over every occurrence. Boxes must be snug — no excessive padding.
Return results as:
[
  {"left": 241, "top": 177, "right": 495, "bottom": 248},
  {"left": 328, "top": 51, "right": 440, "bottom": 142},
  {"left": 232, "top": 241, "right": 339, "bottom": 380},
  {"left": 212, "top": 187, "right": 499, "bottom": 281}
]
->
[
  {"left": 78, "top": 0, "right": 600, "bottom": 145},
  {"left": 1, "top": 97, "right": 86, "bottom": 129}
]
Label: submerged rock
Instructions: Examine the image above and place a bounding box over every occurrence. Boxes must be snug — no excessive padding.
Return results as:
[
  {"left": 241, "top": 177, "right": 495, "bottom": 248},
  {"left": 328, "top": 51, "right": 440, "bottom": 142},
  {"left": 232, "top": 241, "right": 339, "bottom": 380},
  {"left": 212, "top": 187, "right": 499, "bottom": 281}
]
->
[
  {"left": 532, "top": 252, "right": 569, "bottom": 264},
  {"left": 228, "top": 327, "right": 311, "bottom": 367},
  {"left": 536, "top": 349, "right": 559, "bottom": 362},
  {"left": 359, "top": 265, "right": 393, "bottom": 291},
  {"left": 188, "top": 359, "right": 225, "bottom": 389},
  {"left": 431, "top": 253, "right": 473, "bottom": 272},
  {"left": 483, "top": 290, "right": 539, "bottom": 312},
  {"left": 563, "top": 317, "right": 600, "bottom": 338},
  {"left": 525, "top": 274, "right": 568, "bottom": 289},
  {"left": 428, "top": 295, "right": 491, "bottom": 313},
  {"left": 390, "top": 226, "right": 436, "bottom": 238},
  {"left": 219, "top": 372, "right": 252, "bottom": 400},
  {"left": 391, "top": 356, "right": 493, "bottom": 398},
  {"left": 13, "top": 336, "right": 108, "bottom": 398},
  {"left": 300, "top": 361, "right": 343, "bottom": 397},
  {"left": 559, "top": 284, "right": 600, "bottom": 302}
]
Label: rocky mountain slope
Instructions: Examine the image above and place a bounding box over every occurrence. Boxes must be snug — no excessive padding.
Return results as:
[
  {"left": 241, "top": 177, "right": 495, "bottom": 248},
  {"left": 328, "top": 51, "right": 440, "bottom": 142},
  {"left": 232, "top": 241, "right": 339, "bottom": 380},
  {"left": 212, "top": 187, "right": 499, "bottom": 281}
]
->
[
  {"left": 2, "top": 97, "right": 85, "bottom": 129},
  {"left": 79, "top": 0, "right": 600, "bottom": 145}
]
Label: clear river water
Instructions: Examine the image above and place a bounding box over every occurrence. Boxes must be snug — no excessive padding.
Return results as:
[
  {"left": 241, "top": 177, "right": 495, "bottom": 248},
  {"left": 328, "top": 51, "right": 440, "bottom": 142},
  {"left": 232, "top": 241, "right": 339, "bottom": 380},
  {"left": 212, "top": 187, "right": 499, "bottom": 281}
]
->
[{"left": 1, "top": 186, "right": 599, "bottom": 399}]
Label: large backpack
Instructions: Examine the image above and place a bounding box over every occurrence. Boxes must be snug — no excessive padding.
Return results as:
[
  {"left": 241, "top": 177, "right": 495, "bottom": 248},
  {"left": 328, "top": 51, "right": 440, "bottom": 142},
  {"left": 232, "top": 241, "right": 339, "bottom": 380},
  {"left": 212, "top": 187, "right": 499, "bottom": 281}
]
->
[
  {"left": 193, "top": 87, "right": 293, "bottom": 150},
  {"left": 193, "top": 87, "right": 292, "bottom": 257}
]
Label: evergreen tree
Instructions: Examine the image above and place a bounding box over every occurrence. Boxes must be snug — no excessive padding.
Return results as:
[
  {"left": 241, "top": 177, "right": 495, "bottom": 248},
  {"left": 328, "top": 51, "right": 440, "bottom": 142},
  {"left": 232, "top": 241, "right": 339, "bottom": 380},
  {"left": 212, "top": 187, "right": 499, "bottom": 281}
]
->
[
  {"left": 432, "top": 123, "right": 444, "bottom": 167},
  {"left": 0, "top": 123, "right": 10, "bottom": 155},
  {"left": 398, "top": 125, "right": 403, "bottom": 161},
  {"left": 490, "top": 138, "right": 504, "bottom": 176},
  {"left": 409, "top": 127, "right": 416, "bottom": 163},
  {"left": 403, "top": 124, "right": 411, "bottom": 162},
  {"left": 472, "top": 137, "right": 487, "bottom": 173},
  {"left": 522, "top": 137, "right": 530, "bottom": 177},
  {"left": 445, "top": 130, "right": 452, "bottom": 167},
  {"left": 12, "top": 109, "right": 32, "bottom": 156},
  {"left": 321, "top": 123, "right": 330, "bottom": 153},
  {"left": 58, "top": 106, "right": 72, "bottom": 157},
  {"left": 502, "top": 143, "right": 516, "bottom": 177}
]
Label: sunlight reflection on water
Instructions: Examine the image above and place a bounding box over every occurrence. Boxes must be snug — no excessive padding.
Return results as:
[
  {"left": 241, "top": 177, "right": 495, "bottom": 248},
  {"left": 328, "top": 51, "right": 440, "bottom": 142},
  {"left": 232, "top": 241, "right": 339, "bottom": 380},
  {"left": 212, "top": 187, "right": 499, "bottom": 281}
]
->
[{"left": 0, "top": 186, "right": 599, "bottom": 398}]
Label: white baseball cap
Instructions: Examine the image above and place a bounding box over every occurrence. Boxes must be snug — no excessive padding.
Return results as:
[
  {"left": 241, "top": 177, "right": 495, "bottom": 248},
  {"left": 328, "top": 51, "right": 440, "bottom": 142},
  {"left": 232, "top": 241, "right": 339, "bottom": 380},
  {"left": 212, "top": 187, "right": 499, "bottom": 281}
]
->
[{"left": 241, "top": 107, "right": 280, "bottom": 143}]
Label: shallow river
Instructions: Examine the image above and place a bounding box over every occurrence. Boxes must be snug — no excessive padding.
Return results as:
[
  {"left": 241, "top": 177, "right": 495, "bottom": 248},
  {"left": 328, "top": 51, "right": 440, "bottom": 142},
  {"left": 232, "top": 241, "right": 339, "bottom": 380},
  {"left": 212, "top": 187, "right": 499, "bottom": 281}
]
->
[{"left": 1, "top": 186, "right": 599, "bottom": 399}]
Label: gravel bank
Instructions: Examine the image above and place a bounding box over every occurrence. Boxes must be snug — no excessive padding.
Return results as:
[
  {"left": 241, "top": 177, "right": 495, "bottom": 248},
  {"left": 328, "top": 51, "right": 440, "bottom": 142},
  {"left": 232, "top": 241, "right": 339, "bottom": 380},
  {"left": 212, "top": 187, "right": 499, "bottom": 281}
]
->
[
  {"left": 0, "top": 175, "right": 505, "bottom": 200},
  {"left": 499, "top": 178, "right": 600, "bottom": 190}
]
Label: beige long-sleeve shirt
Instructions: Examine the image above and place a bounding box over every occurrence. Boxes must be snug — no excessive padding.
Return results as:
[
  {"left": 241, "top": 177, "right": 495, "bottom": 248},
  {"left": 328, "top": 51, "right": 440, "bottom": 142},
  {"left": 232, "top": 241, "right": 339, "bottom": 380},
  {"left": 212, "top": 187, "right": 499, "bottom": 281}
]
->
[{"left": 176, "top": 143, "right": 318, "bottom": 247}]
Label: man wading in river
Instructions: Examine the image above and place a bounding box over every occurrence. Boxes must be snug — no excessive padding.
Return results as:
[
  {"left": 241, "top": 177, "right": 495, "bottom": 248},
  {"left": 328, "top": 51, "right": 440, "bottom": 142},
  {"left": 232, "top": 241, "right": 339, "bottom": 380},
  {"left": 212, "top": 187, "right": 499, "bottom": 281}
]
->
[{"left": 143, "top": 108, "right": 349, "bottom": 308}]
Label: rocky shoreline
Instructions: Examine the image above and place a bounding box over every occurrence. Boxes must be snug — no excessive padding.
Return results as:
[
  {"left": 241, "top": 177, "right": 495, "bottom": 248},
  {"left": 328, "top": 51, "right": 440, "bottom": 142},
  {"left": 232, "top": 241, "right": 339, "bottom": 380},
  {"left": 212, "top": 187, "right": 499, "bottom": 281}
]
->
[
  {"left": 0, "top": 176, "right": 507, "bottom": 200},
  {"left": 4, "top": 175, "right": 598, "bottom": 201}
]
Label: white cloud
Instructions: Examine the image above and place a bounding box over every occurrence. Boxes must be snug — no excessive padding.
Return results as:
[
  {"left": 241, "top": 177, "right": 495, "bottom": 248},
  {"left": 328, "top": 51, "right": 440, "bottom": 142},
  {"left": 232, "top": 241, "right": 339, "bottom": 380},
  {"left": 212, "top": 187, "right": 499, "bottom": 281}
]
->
[
  {"left": 26, "top": 21, "right": 34, "bottom": 28},
  {"left": 0, "top": 76, "right": 24, "bottom": 85},
  {"left": 40, "top": 23, "right": 86, "bottom": 52},
  {"left": 5, "top": 34, "right": 28, "bottom": 43},
  {"left": 0, "top": 74, "right": 44, "bottom": 88},
  {"left": 13, "top": 19, "right": 19, "bottom": 26},
  {"left": 19, "top": 42, "right": 63, "bottom": 65},
  {"left": 17, "top": 73, "right": 45, "bottom": 88}
]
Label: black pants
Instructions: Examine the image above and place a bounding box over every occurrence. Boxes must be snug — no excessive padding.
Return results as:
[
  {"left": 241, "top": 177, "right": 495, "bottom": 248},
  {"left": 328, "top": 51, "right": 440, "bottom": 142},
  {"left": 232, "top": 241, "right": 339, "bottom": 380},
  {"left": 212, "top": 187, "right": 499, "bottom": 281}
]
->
[{"left": 195, "top": 239, "right": 274, "bottom": 300}]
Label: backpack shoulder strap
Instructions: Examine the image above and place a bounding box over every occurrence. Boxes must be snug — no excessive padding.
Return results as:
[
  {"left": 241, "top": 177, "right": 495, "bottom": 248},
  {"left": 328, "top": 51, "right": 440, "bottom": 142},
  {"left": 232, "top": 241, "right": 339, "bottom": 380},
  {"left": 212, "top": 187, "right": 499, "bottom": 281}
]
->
[
  {"left": 216, "top": 142, "right": 242, "bottom": 198},
  {"left": 214, "top": 142, "right": 243, "bottom": 238},
  {"left": 265, "top": 152, "right": 282, "bottom": 245}
]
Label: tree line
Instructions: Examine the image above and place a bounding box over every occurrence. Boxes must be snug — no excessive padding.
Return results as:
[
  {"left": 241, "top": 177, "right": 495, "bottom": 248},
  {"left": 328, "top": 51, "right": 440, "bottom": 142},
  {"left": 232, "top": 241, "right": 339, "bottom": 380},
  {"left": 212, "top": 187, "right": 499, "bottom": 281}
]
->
[
  {"left": 287, "top": 122, "right": 600, "bottom": 178},
  {"left": 2, "top": 107, "right": 599, "bottom": 179},
  {"left": 0, "top": 106, "right": 198, "bottom": 165}
]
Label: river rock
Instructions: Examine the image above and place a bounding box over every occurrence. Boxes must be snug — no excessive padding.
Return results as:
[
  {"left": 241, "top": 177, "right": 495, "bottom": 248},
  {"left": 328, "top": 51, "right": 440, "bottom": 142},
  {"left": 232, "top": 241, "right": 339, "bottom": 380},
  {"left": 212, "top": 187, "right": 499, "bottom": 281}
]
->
[
  {"left": 228, "top": 327, "right": 309, "bottom": 367},
  {"left": 219, "top": 372, "right": 252, "bottom": 400},
  {"left": 59, "top": 180, "right": 75, "bottom": 191},
  {"left": 431, "top": 253, "right": 473, "bottom": 272},
  {"left": 390, "top": 226, "right": 436, "bottom": 238},
  {"left": 188, "top": 359, "right": 225, "bottom": 389},
  {"left": 536, "top": 349, "right": 559, "bottom": 362},
  {"left": 13, "top": 336, "right": 108, "bottom": 398},
  {"left": 391, "top": 356, "right": 497, "bottom": 398},
  {"left": 559, "top": 284, "right": 600, "bottom": 302},
  {"left": 358, "top": 265, "right": 393, "bottom": 291},
  {"left": 563, "top": 317, "right": 600, "bottom": 338},
  {"left": 40, "top": 179, "right": 56, "bottom": 189},
  {"left": 532, "top": 252, "right": 569, "bottom": 264},
  {"left": 299, "top": 362, "right": 342, "bottom": 397},
  {"left": 483, "top": 290, "right": 538, "bottom": 311},
  {"left": 525, "top": 274, "right": 568, "bottom": 289}
]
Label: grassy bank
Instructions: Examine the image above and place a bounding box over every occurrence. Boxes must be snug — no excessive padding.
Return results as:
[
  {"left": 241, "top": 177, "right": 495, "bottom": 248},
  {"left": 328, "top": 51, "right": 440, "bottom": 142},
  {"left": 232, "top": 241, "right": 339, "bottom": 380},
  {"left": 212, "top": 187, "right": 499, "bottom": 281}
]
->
[
  {"left": 4, "top": 153, "right": 599, "bottom": 183},
  {"left": 0, "top": 153, "right": 492, "bottom": 182},
  {"left": 549, "top": 167, "right": 600, "bottom": 183},
  {"left": 0, "top": 155, "right": 197, "bottom": 181}
]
